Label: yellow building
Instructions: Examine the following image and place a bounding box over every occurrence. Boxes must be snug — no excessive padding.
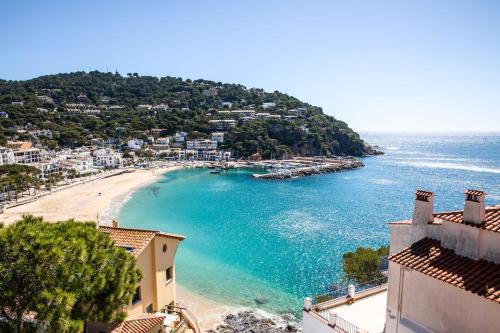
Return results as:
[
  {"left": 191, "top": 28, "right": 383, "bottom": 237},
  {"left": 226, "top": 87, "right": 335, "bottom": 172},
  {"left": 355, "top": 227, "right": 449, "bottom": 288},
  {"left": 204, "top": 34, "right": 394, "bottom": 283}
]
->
[{"left": 86, "top": 225, "right": 198, "bottom": 333}]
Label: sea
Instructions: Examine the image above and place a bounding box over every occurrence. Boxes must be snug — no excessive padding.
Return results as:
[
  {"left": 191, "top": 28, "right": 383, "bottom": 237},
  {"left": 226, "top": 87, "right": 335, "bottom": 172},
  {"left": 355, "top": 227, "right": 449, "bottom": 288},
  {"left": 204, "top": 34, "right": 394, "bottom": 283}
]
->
[{"left": 119, "top": 132, "right": 500, "bottom": 315}]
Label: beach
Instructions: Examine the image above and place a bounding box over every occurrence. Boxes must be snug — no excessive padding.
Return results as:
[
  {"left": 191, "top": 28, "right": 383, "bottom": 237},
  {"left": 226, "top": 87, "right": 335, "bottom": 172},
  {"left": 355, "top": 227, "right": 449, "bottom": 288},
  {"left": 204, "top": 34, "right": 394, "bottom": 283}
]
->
[
  {"left": 0, "top": 164, "right": 233, "bottom": 330},
  {"left": 0, "top": 167, "right": 180, "bottom": 226}
]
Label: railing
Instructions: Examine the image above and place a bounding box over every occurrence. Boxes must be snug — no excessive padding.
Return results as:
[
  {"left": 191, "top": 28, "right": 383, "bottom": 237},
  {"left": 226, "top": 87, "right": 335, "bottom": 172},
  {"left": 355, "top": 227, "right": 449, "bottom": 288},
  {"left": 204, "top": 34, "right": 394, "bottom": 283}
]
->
[
  {"left": 163, "top": 304, "right": 201, "bottom": 333},
  {"left": 334, "top": 314, "right": 360, "bottom": 333},
  {"left": 313, "top": 276, "right": 388, "bottom": 305}
]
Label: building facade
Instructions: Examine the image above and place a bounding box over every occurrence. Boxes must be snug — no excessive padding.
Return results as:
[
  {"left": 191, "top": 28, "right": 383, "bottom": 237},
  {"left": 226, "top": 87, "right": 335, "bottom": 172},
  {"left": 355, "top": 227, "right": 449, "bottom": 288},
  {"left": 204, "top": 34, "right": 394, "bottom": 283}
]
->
[{"left": 385, "top": 190, "right": 500, "bottom": 333}]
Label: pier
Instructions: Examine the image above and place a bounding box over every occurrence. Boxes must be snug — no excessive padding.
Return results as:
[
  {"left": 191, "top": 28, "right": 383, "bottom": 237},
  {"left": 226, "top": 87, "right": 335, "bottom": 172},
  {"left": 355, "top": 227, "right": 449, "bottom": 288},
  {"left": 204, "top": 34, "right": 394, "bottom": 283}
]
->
[{"left": 251, "top": 157, "right": 363, "bottom": 180}]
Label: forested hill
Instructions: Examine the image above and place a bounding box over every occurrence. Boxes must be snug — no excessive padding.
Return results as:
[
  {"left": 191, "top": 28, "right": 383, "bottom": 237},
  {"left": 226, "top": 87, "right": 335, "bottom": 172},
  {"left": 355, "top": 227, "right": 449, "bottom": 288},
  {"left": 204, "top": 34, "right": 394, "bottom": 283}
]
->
[{"left": 0, "top": 71, "right": 379, "bottom": 158}]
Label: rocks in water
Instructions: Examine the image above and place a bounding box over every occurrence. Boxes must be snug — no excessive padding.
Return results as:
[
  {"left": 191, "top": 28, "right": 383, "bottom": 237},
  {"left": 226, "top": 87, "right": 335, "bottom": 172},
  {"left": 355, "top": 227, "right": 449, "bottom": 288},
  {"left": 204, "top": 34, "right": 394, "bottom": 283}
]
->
[
  {"left": 255, "top": 297, "right": 268, "bottom": 305},
  {"left": 254, "top": 157, "right": 364, "bottom": 180},
  {"left": 207, "top": 310, "right": 302, "bottom": 333}
]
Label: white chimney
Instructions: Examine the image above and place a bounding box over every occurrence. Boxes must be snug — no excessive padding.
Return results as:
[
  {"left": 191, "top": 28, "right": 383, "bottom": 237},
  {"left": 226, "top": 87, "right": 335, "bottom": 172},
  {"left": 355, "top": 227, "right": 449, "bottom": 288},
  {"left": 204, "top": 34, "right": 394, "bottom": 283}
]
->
[
  {"left": 412, "top": 190, "right": 435, "bottom": 224},
  {"left": 463, "top": 190, "right": 486, "bottom": 225},
  {"left": 112, "top": 218, "right": 118, "bottom": 228}
]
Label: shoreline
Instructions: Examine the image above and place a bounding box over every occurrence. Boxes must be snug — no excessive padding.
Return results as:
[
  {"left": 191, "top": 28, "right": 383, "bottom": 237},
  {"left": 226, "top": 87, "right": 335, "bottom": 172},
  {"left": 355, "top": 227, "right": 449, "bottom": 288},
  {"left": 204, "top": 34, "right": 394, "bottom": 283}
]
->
[
  {"left": 0, "top": 165, "right": 183, "bottom": 226},
  {"left": 0, "top": 161, "right": 310, "bottom": 330},
  {"left": 0, "top": 163, "right": 240, "bottom": 330}
]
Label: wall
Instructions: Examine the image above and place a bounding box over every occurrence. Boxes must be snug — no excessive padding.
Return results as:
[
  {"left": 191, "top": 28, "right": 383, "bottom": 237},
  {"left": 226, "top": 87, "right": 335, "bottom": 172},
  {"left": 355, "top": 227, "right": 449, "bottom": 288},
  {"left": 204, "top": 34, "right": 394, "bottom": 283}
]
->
[
  {"left": 389, "top": 223, "right": 426, "bottom": 255},
  {"left": 441, "top": 220, "right": 481, "bottom": 259},
  {"left": 127, "top": 242, "right": 155, "bottom": 316},
  {"left": 385, "top": 262, "right": 500, "bottom": 333},
  {"left": 303, "top": 310, "right": 336, "bottom": 333},
  {"left": 153, "top": 235, "right": 181, "bottom": 311},
  {"left": 481, "top": 230, "right": 500, "bottom": 264}
]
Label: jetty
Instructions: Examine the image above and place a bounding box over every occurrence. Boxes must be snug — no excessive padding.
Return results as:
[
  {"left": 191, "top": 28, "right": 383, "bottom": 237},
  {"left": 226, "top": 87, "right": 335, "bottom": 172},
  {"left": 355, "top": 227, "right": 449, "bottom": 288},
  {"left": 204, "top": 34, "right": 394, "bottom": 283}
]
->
[{"left": 252, "top": 157, "right": 363, "bottom": 180}]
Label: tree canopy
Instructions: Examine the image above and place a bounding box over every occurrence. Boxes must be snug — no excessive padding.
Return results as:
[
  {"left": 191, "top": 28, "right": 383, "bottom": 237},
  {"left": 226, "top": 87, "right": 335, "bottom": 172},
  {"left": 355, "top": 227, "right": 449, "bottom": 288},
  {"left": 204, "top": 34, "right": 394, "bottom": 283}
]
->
[
  {"left": 342, "top": 245, "right": 389, "bottom": 284},
  {"left": 0, "top": 71, "right": 378, "bottom": 157},
  {"left": 0, "top": 216, "right": 142, "bottom": 333}
]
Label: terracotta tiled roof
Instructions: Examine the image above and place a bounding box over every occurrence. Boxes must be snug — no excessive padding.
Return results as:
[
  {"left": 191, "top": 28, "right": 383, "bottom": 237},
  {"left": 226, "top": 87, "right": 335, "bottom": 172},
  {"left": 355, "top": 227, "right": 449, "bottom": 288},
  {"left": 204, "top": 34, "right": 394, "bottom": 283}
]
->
[
  {"left": 99, "top": 226, "right": 185, "bottom": 257},
  {"left": 110, "top": 313, "right": 165, "bottom": 333},
  {"left": 388, "top": 238, "right": 500, "bottom": 303},
  {"left": 433, "top": 207, "right": 500, "bottom": 233}
]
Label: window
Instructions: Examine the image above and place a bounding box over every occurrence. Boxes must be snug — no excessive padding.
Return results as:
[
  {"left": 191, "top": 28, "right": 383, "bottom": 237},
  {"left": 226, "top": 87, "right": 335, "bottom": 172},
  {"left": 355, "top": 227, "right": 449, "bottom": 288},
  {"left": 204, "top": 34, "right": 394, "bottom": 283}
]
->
[
  {"left": 145, "top": 304, "right": 153, "bottom": 313},
  {"left": 132, "top": 286, "right": 141, "bottom": 304},
  {"left": 166, "top": 267, "right": 173, "bottom": 282}
]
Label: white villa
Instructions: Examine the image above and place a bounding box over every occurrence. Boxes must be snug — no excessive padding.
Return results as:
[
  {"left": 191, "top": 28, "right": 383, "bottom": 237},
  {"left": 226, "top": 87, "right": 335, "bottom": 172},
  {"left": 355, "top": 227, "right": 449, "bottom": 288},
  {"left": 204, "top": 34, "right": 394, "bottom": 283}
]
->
[
  {"left": 186, "top": 139, "right": 217, "bottom": 150},
  {"left": 303, "top": 189, "right": 500, "bottom": 333},
  {"left": 209, "top": 119, "right": 236, "bottom": 131},
  {"left": 93, "top": 148, "right": 123, "bottom": 169}
]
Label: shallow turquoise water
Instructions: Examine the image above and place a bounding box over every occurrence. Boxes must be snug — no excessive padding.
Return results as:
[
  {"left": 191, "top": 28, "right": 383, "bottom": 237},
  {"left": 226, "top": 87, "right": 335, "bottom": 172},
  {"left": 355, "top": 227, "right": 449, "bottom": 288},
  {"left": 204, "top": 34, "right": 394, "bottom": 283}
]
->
[{"left": 119, "top": 133, "right": 500, "bottom": 314}]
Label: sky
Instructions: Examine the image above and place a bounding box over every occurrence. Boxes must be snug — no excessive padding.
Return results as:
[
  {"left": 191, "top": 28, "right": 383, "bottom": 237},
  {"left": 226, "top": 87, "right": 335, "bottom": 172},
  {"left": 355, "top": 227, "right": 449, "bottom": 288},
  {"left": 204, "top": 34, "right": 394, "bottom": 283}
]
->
[{"left": 1, "top": 0, "right": 499, "bottom": 132}]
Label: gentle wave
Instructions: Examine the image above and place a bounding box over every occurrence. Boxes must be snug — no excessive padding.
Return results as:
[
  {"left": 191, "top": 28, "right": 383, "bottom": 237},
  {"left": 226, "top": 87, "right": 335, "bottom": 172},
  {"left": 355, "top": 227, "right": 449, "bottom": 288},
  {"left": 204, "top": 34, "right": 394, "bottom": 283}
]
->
[{"left": 396, "top": 160, "right": 500, "bottom": 174}]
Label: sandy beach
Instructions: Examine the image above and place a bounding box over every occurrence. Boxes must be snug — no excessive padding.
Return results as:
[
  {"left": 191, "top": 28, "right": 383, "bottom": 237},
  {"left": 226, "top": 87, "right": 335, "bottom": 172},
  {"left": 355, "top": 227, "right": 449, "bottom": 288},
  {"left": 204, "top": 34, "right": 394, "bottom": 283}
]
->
[
  {"left": 0, "top": 164, "right": 234, "bottom": 330},
  {"left": 0, "top": 167, "right": 180, "bottom": 226}
]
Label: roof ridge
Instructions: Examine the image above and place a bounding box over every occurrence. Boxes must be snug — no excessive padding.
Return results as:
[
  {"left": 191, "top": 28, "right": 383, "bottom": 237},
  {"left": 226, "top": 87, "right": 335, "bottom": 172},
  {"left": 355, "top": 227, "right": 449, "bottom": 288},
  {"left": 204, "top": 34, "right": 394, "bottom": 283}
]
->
[{"left": 99, "top": 225, "right": 160, "bottom": 233}]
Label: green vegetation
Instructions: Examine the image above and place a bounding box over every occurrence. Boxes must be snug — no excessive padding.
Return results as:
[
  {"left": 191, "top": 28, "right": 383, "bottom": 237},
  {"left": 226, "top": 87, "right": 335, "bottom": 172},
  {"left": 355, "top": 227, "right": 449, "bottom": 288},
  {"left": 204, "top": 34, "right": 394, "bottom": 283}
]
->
[
  {"left": 0, "top": 216, "right": 142, "bottom": 333},
  {"left": 0, "top": 71, "right": 378, "bottom": 158},
  {"left": 342, "top": 245, "right": 389, "bottom": 284},
  {"left": 0, "top": 164, "right": 41, "bottom": 197}
]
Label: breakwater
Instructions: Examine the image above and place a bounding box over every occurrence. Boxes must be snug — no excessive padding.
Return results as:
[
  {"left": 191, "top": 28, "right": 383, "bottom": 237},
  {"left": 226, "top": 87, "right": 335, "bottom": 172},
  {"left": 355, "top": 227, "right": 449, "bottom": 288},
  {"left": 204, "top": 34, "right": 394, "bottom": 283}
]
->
[{"left": 252, "top": 157, "right": 363, "bottom": 180}]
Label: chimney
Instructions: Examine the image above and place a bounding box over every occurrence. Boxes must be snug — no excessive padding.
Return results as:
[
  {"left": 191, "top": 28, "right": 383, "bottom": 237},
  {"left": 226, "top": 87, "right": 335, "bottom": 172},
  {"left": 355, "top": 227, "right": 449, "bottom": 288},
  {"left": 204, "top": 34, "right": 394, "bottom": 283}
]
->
[
  {"left": 463, "top": 190, "right": 486, "bottom": 225},
  {"left": 111, "top": 218, "right": 118, "bottom": 228},
  {"left": 412, "top": 190, "right": 434, "bottom": 224}
]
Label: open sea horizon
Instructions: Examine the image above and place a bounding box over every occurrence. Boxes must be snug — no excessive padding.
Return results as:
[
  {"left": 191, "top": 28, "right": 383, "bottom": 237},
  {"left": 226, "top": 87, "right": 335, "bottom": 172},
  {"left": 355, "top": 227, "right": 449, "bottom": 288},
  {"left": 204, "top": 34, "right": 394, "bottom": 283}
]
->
[{"left": 119, "top": 132, "right": 500, "bottom": 315}]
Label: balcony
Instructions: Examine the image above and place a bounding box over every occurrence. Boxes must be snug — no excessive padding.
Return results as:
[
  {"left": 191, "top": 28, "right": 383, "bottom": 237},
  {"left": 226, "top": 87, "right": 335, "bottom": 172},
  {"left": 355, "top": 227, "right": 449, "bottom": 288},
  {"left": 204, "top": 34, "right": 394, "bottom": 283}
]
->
[{"left": 303, "top": 278, "right": 388, "bottom": 333}]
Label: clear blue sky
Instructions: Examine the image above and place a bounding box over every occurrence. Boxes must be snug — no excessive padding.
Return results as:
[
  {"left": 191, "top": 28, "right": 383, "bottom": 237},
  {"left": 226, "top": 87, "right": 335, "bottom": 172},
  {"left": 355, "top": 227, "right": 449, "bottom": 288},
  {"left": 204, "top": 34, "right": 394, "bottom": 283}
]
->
[{"left": 1, "top": 0, "right": 499, "bottom": 132}]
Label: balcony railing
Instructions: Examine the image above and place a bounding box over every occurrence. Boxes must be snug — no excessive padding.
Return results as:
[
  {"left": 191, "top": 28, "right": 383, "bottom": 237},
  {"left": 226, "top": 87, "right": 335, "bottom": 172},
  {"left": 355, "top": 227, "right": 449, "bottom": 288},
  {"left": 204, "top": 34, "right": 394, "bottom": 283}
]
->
[
  {"left": 162, "top": 304, "right": 201, "bottom": 333},
  {"left": 313, "top": 276, "right": 388, "bottom": 306}
]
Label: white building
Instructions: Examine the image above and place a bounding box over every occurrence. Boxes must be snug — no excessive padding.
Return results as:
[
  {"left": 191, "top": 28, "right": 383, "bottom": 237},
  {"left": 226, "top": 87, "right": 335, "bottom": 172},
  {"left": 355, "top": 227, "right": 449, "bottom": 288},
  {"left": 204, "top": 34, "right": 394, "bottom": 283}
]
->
[
  {"left": 152, "top": 137, "right": 170, "bottom": 151},
  {"left": 178, "top": 149, "right": 198, "bottom": 160},
  {"left": 127, "top": 138, "right": 144, "bottom": 150},
  {"left": 13, "top": 148, "right": 41, "bottom": 164},
  {"left": 220, "top": 101, "right": 233, "bottom": 108},
  {"left": 34, "top": 160, "right": 61, "bottom": 179},
  {"left": 29, "top": 129, "right": 53, "bottom": 139},
  {"left": 385, "top": 190, "right": 500, "bottom": 333},
  {"left": 186, "top": 139, "right": 217, "bottom": 150},
  {"left": 61, "top": 157, "right": 94, "bottom": 175},
  {"left": 0, "top": 147, "right": 15, "bottom": 165},
  {"left": 289, "top": 107, "right": 307, "bottom": 117},
  {"left": 210, "top": 132, "right": 224, "bottom": 143},
  {"left": 93, "top": 148, "right": 123, "bottom": 169},
  {"left": 303, "top": 189, "right": 500, "bottom": 333},
  {"left": 173, "top": 132, "right": 187, "bottom": 143},
  {"left": 209, "top": 119, "right": 236, "bottom": 131},
  {"left": 0, "top": 111, "right": 8, "bottom": 118},
  {"left": 256, "top": 112, "right": 270, "bottom": 119},
  {"left": 231, "top": 110, "right": 255, "bottom": 119}
]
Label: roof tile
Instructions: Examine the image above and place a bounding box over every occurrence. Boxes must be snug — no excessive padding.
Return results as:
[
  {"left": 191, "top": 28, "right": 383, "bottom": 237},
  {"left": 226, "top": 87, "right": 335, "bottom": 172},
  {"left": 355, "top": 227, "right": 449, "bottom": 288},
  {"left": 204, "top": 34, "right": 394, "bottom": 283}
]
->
[{"left": 388, "top": 238, "right": 500, "bottom": 303}]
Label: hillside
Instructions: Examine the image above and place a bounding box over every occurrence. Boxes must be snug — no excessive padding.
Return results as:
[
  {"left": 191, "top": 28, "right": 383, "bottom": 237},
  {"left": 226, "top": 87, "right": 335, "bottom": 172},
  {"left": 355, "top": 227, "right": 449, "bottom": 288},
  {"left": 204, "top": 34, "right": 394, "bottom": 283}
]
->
[{"left": 0, "top": 71, "right": 379, "bottom": 158}]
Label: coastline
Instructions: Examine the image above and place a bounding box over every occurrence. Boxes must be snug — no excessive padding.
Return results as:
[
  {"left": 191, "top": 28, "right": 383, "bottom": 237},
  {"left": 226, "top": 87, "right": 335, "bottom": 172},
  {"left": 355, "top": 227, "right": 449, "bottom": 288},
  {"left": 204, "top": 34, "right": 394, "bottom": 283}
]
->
[
  {"left": 0, "top": 165, "right": 182, "bottom": 226},
  {"left": 0, "top": 163, "right": 236, "bottom": 330}
]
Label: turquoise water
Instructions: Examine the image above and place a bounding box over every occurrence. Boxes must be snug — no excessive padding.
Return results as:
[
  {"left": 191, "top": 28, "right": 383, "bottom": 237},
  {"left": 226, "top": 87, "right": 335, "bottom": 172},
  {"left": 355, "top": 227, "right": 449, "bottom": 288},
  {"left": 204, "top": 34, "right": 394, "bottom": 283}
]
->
[{"left": 119, "top": 133, "right": 500, "bottom": 314}]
